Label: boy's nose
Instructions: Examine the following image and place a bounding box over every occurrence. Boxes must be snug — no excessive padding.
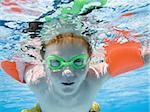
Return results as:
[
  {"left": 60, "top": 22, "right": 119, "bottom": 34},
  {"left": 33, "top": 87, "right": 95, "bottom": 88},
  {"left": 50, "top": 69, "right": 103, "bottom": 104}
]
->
[{"left": 62, "top": 68, "right": 74, "bottom": 77}]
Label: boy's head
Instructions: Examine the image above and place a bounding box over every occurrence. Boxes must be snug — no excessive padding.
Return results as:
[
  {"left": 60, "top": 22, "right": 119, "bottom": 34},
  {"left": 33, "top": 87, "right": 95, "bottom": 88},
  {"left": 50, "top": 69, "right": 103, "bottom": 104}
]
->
[
  {"left": 41, "top": 32, "right": 92, "bottom": 58},
  {"left": 42, "top": 32, "right": 93, "bottom": 95}
]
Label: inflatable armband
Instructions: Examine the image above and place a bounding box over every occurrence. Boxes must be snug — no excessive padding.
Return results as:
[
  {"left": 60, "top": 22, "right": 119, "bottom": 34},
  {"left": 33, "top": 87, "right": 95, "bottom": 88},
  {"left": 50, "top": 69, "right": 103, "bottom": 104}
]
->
[
  {"left": 104, "top": 41, "right": 144, "bottom": 76},
  {"left": 1, "top": 61, "right": 26, "bottom": 83}
]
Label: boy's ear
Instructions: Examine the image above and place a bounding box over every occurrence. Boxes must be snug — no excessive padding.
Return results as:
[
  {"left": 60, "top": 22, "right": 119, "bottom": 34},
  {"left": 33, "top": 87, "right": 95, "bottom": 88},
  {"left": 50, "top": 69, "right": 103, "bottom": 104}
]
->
[{"left": 1, "top": 61, "right": 25, "bottom": 83}]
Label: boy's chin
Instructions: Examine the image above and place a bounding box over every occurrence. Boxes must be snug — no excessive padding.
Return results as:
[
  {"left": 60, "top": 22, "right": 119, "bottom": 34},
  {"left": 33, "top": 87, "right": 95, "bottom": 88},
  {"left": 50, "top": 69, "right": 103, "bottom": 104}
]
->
[
  {"left": 58, "top": 84, "right": 79, "bottom": 95},
  {"left": 61, "top": 88, "right": 75, "bottom": 95}
]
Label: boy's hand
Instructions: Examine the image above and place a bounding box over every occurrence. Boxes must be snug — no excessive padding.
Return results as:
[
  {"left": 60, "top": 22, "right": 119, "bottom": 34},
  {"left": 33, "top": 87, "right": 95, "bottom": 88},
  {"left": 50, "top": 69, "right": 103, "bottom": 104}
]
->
[
  {"left": 24, "top": 61, "right": 46, "bottom": 85},
  {"left": 90, "top": 62, "right": 108, "bottom": 78}
]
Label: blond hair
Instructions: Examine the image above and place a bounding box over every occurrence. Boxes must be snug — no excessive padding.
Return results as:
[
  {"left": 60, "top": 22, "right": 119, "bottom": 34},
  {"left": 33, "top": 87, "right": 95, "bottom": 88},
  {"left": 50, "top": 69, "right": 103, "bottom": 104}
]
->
[{"left": 41, "top": 32, "right": 92, "bottom": 58}]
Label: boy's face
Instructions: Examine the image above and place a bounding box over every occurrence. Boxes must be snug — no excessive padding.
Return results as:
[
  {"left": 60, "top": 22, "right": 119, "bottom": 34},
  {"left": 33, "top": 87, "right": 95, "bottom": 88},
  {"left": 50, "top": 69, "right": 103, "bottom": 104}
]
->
[{"left": 44, "top": 42, "right": 89, "bottom": 95}]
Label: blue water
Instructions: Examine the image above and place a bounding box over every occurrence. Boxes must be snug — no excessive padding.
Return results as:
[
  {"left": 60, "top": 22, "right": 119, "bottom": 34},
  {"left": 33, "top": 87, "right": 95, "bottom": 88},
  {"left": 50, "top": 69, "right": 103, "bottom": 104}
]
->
[
  {"left": 0, "top": 0, "right": 150, "bottom": 112},
  {"left": 0, "top": 65, "right": 149, "bottom": 112}
]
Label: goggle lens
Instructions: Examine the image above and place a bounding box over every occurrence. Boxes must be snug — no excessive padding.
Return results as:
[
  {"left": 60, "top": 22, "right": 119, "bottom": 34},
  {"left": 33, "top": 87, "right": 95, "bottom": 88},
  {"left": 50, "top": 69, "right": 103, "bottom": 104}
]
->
[
  {"left": 49, "top": 60, "right": 61, "bottom": 67},
  {"left": 72, "top": 57, "right": 87, "bottom": 69}
]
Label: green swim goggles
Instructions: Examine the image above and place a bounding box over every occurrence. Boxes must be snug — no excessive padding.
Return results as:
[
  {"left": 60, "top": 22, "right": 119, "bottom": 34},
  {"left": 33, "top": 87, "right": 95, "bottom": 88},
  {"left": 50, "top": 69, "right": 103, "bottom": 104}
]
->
[{"left": 47, "top": 54, "right": 89, "bottom": 71}]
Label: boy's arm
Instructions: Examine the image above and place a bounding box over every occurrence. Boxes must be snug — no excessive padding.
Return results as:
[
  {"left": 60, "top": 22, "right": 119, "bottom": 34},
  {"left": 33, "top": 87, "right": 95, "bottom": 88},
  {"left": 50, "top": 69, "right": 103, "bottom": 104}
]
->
[
  {"left": 88, "top": 62, "right": 111, "bottom": 82},
  {"left": 142, "top": 46, "right": 150, "bottom": 65},
  {"left": 86, "top": 63, "right": 111, "bottom": 89},
  {"left": 89, "top": 40, "right": 149, "bottom": 78}
]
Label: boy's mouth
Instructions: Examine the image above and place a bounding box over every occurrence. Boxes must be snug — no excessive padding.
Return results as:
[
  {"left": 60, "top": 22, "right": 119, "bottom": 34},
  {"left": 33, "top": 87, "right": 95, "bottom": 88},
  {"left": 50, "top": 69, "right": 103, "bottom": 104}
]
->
[{"left": 61, "top": 82, "right": 75, "bottom": 86}]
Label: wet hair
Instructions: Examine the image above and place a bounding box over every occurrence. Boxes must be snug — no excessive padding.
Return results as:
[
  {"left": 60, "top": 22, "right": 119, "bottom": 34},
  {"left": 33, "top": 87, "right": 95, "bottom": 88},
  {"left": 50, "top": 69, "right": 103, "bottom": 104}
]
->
[
  {"left": 23, "top": 22, "right": 92, "bottom": 59},
  {"left": 40, "top": 32, "right": 93, "bottom": 58}
]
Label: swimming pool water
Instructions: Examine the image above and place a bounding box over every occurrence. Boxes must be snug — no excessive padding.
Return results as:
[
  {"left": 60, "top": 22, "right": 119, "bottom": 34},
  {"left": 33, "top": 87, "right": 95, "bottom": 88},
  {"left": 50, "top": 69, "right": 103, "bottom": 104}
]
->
[{"left": 0, "top": 65, "right": 149, "bottom": 112}]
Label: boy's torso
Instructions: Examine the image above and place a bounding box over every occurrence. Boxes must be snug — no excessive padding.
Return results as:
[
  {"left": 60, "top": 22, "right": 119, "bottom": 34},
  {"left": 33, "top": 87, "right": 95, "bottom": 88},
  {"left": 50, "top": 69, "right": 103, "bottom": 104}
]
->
[{"left": 28, "top": 69, "right": 108, "bottom": 112}]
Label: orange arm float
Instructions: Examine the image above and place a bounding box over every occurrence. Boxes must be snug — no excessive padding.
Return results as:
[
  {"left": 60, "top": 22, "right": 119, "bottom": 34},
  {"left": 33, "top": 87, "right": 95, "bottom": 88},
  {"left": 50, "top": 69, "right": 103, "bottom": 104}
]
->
[
  {"left": 0, "top": 61, "right": 26, "bottom": 83},
  {"left": 1, "top": 61, "right": 22, "bottom": 82},
  {"left": 104, "top": 41, "right": 144, "bottom": 76}
]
